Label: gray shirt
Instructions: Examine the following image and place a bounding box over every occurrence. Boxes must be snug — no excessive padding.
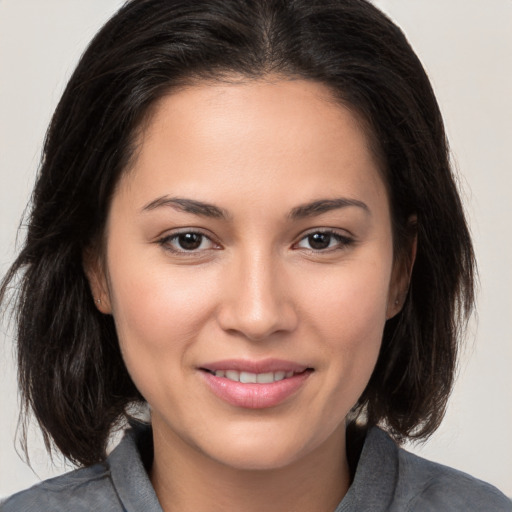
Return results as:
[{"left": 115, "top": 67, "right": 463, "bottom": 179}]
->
[{"left": 2, "top": 423, "right": 510, "bottom": 511}]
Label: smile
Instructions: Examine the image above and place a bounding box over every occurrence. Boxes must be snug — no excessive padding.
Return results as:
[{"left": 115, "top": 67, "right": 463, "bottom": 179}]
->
[
  {"left": 200, "top": 360, "right": 314, "bottom": 409},
  {"left": 205, "top": 369, "right": 296, "bottom": 383}
]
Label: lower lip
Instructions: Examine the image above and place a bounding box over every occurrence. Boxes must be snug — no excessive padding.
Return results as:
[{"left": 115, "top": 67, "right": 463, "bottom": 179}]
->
[{"left": 201, "top": 370, "right": 312, "bottom": 409}]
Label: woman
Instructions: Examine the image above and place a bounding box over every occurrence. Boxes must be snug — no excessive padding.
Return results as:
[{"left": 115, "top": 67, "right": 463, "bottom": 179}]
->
[{"left": 1, "top": 0, "right": 510, "bottom": 510}]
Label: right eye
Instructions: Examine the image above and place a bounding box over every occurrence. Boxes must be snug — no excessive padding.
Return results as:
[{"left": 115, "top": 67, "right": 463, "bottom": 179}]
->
[{"left": 158, "top": 231, "right": 219, "bottom": 254}]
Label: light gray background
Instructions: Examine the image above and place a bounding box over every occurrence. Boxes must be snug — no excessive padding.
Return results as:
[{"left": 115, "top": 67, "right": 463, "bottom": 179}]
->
[{"left": 1, "top": 0, "right": 511, "bottom": 499}]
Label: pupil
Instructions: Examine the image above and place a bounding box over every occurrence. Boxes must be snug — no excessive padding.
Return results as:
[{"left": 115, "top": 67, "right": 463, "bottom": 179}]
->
[
  {"left": 178, "top": 233, "right": 202, "bottom": 250},
  {"left": 309, "top": 233, "right": 330, "bottom": 250}
]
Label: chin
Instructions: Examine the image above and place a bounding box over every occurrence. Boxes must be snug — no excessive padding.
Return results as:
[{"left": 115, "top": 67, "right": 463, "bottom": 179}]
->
[
  {"left": 195, "top": 424, "right": 329, "bottom": 472},
  {"left": 209, "top": 444, "right": 303, "bottom": 472}
]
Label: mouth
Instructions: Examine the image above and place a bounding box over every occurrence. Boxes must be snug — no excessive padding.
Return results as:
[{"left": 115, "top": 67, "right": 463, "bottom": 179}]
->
[
  {"left": 201, "top": 368, "right": 310, "bottom": 383},
  {"left": 199, "top": 360, "right": 314, "bottom": 409}
]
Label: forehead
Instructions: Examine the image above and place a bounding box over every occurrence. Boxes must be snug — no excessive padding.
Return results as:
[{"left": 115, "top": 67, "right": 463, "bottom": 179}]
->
[{"left": 118, "top": 78, "right": 388, "bottom": 215}]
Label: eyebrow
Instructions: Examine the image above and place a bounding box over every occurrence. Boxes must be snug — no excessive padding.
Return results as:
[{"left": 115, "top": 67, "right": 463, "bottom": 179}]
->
[
  {"left": 289, "top": 198, "right": 370, "bottom": 219},
  {"left": 141, "top": 196, "right": 370, "bottom": 220},
  {"left": 141, "top": 196, "right": 229, "bottom": 219}
]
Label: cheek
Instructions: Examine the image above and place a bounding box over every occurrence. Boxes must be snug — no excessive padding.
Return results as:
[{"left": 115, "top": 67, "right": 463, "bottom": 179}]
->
[
  {"left": 109, "top": 249, "right": 211, "bottom": 330},
  {"left": 297, "top": 257, "right": 392, "bottom": 394},
  {"left": 105, "top": 248, "right": 217, "bottom": 391},
  {"left": 301, "top": 257, "right": 391, "bottom": 340}
]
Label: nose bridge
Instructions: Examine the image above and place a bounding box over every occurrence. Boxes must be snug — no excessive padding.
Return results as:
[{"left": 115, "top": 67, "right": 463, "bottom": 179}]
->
[{"left": 218, "top": 245, "right": 296, "bottom": 340}]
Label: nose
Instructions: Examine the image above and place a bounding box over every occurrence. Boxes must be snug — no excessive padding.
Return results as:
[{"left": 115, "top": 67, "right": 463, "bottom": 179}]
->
[{"left": 216, "top": 250, "right": 298, "bottom": 341}]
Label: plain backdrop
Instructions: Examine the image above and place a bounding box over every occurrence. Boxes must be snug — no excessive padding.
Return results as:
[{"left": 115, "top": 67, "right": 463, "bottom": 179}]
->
[{"left": 1, "top": 0, "right": 511, "bottom": 499}]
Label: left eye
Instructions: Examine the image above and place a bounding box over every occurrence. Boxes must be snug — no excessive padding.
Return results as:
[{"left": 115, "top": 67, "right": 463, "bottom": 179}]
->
[
  {"left": 160, "top": 232, "right": 216, "bottom": 252},
  {"left": 296, "top": 231, "right": 352, "bottom": 251}
]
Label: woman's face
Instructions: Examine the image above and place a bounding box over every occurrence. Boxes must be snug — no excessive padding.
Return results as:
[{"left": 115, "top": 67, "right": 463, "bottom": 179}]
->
[{"left": 90, "top": 79, "right": 405, "bottom": 470}]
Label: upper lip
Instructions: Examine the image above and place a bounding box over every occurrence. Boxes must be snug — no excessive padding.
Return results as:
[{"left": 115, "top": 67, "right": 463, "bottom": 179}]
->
[{"left": 200, "top": 358, "right": 312, "bottom": 374}]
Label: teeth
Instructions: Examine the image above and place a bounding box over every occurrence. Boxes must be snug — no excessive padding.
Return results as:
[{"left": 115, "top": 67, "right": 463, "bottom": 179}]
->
[
  {"left": 213, "top": 370, "right": 298, "bottom": 383},
  {"left": 274, "top": 371, "right": 286, "bottom": 381},
  {"left": 225, "top": 370, "right": 239, "bottom": 381},
  {"left": 240, "top": 371, "right": 257, "bottom": 383},
  {"left": 256, "top": 372, "right": 274, "bottom": 383}
]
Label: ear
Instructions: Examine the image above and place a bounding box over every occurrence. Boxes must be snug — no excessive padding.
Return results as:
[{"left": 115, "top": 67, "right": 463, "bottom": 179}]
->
[
  {"left": 83, "top": 247, "right": 112, "bottom": 315},
  {"left": 386, "top": 216, "right": 417, "bottom": 319}
]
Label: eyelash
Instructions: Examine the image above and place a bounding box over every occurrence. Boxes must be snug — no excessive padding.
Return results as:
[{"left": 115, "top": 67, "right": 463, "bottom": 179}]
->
[
  {"left": 294, "top": 229, "right": 355, "bottom": 253},
  {"left": 157, "top": 229, "right": 219, "bottom": 255},
  {"left": 157, "top": 229, "right": 354, "bottom": 255}
]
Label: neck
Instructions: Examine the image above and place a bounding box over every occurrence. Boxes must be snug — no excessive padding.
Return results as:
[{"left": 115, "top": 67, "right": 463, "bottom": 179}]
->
[{"left": 150, "top": 422, "right": 350, "bottom": 512}]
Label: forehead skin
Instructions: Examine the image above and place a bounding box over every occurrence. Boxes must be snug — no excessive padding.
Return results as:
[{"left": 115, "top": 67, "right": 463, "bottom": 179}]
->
[{"left": 120, "top": 78, "right": 387, "bottom": 222}]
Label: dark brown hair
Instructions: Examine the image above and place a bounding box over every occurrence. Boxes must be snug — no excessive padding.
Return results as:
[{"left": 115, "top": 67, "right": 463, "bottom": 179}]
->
[{"left": 0, "top": 0, "right": 475, "bottom": 466}]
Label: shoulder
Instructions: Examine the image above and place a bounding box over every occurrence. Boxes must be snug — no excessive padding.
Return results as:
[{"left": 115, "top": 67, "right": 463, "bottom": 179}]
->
[
  {"left": 353, "top": 428, "right": 511, "bottom": 511},
  {"left": 392, "top": 436, "right": 512, "bottom": 511},
  {"left": 0, "top": 464, "right": 122, "bottom": 512},
  {"left": 0, "top": 462, "right": 123, "bottom": 512},
  {"left": 0, "top": 422, "right": 159, "bottom": 512}
]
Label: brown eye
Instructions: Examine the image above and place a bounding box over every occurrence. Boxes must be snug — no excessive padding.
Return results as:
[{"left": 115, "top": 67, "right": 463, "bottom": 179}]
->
[
  {"left": 159, "top": 231, "right": 217, "bottom": 253},
  {"left": 307, "top": 233, "right": 332, "bottom": 250},
  {"left": 177, "top": 233, "right": 203, "bottom": 250},
  {"left": 295, "top": 230, "right": 354, "bottom": 252}
]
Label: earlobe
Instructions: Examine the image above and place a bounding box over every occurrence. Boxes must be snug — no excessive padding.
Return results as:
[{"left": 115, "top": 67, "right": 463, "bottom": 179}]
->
[
  {"left": 386, "top": 216, "right": 417, "bottom": 319},
  {"left": 386, "top": 295, "right": 401, "bottom": 320},
  {"left": 83, "top": 248, "right": 112, "bottom": 314}
]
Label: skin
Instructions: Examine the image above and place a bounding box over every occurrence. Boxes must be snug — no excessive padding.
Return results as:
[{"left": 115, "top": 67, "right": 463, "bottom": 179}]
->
[{"left": 87, "top": 78, "right": 412, "bottom": 512}]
